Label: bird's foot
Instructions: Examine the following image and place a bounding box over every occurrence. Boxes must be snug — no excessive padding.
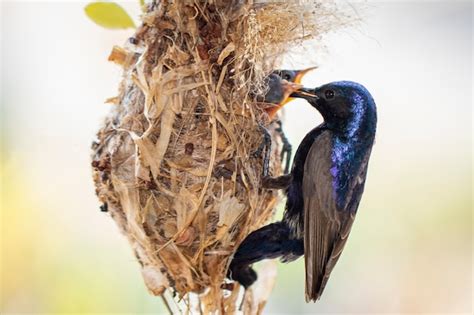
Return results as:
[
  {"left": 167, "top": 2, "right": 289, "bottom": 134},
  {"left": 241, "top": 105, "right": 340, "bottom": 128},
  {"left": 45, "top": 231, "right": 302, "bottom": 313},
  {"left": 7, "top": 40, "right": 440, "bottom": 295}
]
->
[
  {"left": 228, "top": 265, "right": 258, "bottom": 289},
  {"left": 262, "top": 174, "right": 291, "bottom": 189},
  {"left": 275, "top": 119, "right": 292, "bottom": 174},
  {"left": 281, "top": 142, "right": 292, "bottom": 174},
  {"left": 252, "top": 123, "right": 272, "bottom": 177}
]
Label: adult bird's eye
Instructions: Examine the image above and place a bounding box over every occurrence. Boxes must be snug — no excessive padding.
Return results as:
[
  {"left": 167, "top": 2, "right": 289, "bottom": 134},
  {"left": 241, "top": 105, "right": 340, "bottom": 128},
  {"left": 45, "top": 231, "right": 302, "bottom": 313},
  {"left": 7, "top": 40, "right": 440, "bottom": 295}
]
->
[
  {"left": 325, "top": 89, "right": 335, "bottom": 99},
  {"left": 283, "top": 74, "right": 291, "bottom": 81}
]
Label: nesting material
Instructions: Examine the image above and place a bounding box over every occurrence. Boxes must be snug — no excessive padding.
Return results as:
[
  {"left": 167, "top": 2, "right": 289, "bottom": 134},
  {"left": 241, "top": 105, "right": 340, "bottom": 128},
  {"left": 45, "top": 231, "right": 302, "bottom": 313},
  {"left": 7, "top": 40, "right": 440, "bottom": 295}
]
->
[{"left": 91, "top": 0, "right": 353, "bottom": 313}]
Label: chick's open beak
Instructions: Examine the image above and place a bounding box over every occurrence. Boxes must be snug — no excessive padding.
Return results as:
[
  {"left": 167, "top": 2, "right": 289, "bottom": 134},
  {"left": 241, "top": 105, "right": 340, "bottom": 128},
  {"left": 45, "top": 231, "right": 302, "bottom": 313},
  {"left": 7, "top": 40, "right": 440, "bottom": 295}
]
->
[
  {"left": 265, "top": 81, "right": 303, "bottom": 119},
  {"left": 264, "top": 67, "right": 317, "bottom": 119},
  {"left": 280, "top": 67, "right": 317, "bottom": 106},
  {"left": 293, "top": 66, "right": 318, "bottom": 84},
  {"left": 281, "top": 80, "right": 304, "bottom": 102}
]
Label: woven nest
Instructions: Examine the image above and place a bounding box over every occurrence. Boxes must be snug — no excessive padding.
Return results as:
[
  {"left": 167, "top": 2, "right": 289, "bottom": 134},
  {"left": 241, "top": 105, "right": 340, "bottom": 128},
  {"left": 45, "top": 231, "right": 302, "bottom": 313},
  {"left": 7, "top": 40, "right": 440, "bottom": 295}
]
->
[{"left": 91, "top": 0, "right": 353, "bottom": 313}]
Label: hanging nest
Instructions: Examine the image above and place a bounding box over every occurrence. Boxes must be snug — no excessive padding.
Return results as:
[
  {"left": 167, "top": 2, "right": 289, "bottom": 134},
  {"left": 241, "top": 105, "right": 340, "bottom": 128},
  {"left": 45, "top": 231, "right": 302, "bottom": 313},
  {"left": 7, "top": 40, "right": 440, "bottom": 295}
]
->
[{"left": 91, "top": 0, "right": 354, "bottom": 313}]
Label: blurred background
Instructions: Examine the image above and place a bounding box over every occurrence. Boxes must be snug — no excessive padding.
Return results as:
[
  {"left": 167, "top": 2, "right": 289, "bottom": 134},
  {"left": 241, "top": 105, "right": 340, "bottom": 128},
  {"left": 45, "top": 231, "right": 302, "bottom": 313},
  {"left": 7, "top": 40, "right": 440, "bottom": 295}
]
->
[{"left": 1, "top": 1, "right": 472, "bottom": 314}]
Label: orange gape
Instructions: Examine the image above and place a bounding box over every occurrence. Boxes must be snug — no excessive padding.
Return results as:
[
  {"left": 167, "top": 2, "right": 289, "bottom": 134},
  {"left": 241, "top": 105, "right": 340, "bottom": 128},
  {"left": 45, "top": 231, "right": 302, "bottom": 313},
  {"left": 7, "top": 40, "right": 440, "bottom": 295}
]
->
[
  {"left": 264, "top": 67, "right": 317, "bottom": 119},
  {"left": 265, "top": 80, "right": 303, "bottom": 119}
]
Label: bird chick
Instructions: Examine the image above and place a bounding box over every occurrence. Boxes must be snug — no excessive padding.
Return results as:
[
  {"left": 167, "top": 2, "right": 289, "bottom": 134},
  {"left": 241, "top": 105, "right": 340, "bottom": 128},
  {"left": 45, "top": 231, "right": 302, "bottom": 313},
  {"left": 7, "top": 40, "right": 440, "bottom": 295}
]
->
[{"left": 254, "top": 68, "right": 316, "bottom": 175}]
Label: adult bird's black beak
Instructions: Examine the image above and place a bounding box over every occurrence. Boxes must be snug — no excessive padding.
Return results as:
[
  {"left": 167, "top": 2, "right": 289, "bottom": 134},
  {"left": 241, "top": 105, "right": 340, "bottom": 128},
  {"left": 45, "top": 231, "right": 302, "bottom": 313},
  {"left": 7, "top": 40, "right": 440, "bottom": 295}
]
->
[{"left": 290, "top": 87, "right": 319, "bottom": 100}]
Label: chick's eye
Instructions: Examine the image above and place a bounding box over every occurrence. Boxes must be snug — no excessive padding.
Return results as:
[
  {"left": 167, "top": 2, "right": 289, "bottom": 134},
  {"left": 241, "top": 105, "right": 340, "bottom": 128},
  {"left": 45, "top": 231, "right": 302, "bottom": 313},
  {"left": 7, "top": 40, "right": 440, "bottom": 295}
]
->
[{"left": 325, "top": 89, "right": 335, "bottom": 99}]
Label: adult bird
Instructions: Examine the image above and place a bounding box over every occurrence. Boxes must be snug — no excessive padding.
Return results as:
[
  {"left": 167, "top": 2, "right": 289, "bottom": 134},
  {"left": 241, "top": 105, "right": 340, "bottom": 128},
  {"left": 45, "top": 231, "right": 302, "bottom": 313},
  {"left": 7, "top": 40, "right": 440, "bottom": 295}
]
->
[{"left": 229, "top": 81, "right": 377, "bottom": 301}]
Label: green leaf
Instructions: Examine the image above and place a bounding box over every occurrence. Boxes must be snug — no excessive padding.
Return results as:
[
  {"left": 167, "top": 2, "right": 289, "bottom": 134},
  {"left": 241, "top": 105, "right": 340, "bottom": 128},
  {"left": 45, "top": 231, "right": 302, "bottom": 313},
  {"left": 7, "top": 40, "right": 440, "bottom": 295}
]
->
[{"left": 85, "top": 2, "right": 135, "bottom": 29}]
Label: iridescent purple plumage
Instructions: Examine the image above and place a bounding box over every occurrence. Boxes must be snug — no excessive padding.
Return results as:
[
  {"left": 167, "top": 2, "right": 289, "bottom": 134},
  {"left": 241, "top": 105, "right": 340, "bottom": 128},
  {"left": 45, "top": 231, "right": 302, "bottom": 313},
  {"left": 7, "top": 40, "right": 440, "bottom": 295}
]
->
[{"left": 329, "top": 82, "right": 376, "bottom": 209}]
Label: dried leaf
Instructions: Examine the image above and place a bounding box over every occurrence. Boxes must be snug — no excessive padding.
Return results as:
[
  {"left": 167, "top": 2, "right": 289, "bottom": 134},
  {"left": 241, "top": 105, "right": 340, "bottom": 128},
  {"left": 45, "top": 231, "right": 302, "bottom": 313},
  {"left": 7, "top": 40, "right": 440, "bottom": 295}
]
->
[
  {"left": 141, "top": 265, "right": 168, "bottom": 295},
  {"left": 217, "top": 42, "right": 235, "bottom": 65},
  {"left": 214, "top": 192, "right": 245, "bottom": 242},
  {"left": 104, "top": 96, "right": 119, "bottom": 104},
  {"left": 108, "top": 45, "right": 128, "bottom": 66}
]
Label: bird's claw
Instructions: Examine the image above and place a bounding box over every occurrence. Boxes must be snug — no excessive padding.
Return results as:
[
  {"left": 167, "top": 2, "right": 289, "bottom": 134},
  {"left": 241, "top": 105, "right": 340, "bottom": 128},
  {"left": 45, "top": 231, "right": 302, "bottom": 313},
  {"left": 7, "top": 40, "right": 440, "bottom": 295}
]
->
[
  {"left": 281, "top": 142, "right": 292, "bottom": 174},
  {"left": 228, "top": 265, "right": 258, "bottom": 289},
  {"left": 253, "top": 123, "right": 272, "bottom": 178},
  {"left": 275, "top": 119, "right": 292, "bottom": 174},
  {"left": 262, "top": 174, "right": 292, "bottom": 189},
  {"left": 251, "top": 145, "right": 264, "bottom": 159}
]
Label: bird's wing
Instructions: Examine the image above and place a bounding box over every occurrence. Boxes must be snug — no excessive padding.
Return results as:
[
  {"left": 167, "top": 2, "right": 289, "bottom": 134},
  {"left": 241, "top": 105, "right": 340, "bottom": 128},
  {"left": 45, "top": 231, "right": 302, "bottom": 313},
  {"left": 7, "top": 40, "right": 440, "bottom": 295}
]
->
[{"left": 303, "top": 131, "right": 369, "bottom": 302}]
